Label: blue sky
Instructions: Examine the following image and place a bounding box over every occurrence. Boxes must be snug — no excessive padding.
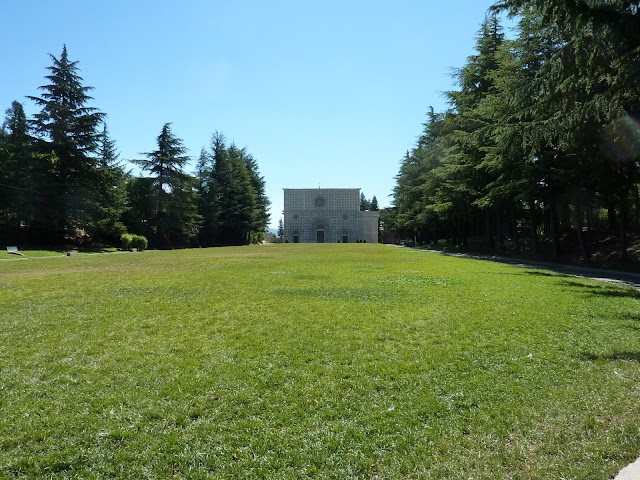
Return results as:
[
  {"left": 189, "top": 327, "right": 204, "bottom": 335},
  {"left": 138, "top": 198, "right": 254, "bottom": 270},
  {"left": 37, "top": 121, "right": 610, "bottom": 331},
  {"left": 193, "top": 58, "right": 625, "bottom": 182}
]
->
[{"left": 1, "top": 1, "right": 506, "bottom": 228}]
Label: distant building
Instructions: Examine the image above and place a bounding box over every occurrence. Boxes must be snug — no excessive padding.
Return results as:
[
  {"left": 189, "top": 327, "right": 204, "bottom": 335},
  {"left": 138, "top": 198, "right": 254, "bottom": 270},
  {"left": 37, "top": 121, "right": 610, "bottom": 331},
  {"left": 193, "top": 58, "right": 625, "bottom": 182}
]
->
[{"left": 283, "top": 188, "right": 379, "bottom": 243}]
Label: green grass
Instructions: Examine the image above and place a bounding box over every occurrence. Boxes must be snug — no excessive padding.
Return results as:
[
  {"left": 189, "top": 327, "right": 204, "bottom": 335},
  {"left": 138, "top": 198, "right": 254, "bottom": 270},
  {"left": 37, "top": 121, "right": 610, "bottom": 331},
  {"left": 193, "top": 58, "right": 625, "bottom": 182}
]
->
[
  {"left": 3, "top": 246, "right": 119, "bottom": 259},
  {"left": 1, "top": 244, "right": 639, "bottom": 479}
]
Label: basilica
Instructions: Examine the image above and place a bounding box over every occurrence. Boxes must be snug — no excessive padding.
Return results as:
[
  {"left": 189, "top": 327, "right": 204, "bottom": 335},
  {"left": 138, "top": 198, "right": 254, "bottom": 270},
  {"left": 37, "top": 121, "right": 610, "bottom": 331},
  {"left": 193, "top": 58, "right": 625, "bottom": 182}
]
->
[{"left": 283, "top": 188, "right": 379, "bottom": 243}]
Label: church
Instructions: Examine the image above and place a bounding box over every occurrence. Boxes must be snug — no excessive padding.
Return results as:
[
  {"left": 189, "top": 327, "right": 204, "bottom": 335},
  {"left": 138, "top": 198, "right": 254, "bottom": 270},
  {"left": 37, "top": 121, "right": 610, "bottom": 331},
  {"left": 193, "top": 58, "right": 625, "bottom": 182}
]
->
[{"left": 283, "top": 188, "right": 379, "bottom": 243}]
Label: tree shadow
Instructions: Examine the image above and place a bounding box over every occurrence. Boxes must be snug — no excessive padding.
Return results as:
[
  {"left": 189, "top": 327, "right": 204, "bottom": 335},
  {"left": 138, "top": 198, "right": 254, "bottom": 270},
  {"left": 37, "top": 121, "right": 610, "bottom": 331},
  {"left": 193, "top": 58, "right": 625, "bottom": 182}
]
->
[
  {"left": 580, "top": 351, "right": 640, "bottom": 362},
  {"left": 521, "top": 270, "right": 558, "bottom": 277},
  {"left": 554, "top": 279, "right": 640, "bottom": 299}
]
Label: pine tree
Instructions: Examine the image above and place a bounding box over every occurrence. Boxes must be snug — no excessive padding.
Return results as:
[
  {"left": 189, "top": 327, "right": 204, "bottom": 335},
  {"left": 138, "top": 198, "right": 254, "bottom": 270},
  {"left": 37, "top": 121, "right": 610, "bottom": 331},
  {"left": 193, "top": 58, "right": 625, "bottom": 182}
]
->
[
  {"left": 0, "top": 101, "right": 35, "bottom": 239},
  {"left": 135, "top": 123, "right": 200, "bottom": 247},
  {"left": 201, "top": 132, "right": 270, "bottom": 246},
  {"left": 360, "top": 192, "right": 371, "bottom": 211},
  {"left": 370, "top": 196, "right": 379, "bottom": 211},
  {"left": 29, "top": 45, "right": 104, "bottom": 242},
  {"left": 222, "top": 144, "right": 257, "bottom": 245},
  {"left": 277, "top": 217, "right": 284, "bottom": 238},
  {"left": 449, "top": 15, "right": 505, "bottom": 249},
  {"left": 88, "top": 122, "right": 128, "bottom": 243},
  {"left": 200, "top": 131, "right": 228, "bottom": 245},
  {"left": 241, "top": 149, "right": 271, "bottom": 243}
]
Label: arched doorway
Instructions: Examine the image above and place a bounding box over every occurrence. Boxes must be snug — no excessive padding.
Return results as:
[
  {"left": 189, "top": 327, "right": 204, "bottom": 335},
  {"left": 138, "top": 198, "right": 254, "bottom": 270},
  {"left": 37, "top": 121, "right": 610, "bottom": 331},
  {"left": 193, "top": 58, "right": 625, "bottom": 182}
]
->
[{"left": 316, "top": 225, "right": 325, "bottom": 243}]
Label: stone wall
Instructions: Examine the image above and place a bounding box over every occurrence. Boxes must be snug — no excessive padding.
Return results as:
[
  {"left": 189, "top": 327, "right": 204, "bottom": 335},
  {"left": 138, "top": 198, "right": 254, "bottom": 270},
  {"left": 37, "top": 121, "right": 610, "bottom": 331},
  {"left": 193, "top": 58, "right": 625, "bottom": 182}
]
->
[{"left": 283, "top": 188, "right": 379, "bottom": 243}]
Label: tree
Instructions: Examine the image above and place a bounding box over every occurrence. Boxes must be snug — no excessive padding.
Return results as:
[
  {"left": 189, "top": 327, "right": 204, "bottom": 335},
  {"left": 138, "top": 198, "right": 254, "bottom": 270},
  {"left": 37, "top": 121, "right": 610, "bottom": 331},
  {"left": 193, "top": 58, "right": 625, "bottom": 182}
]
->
[
  {"left": 242, "top": 149, "right": 271, "bottom": 243},
  {"left": 220, "top": 144, "right": 257, "bottom": 245},
  {"left": 198, "top": 131, "right": 270, "bottom": 246},
  {"left": 88, "top": 122, "right": 128, "bottom": 243},
  {"left": 360, "top": 192, "right": 371, "bottom": 211},
  {"left": 492, "top": 0, "right": 640, "bottom": 49},
  {"left": 370, "top": 196, "right": 379, "bottom": 211},
  {"left": 391, "top": 4, "right": 639, "bottom": 264},
  {"left": 29, "top": 45, "right": 104, "bottom": 242},
  {"left": 493, "top": 1, "right": 640, "bottom": 260},
  {"left": 277, "top": 217, "right": 284, "bottom": 238},
  {"left": 0, "top": 101, "right": 36, "bottom": 240},
  {"left": 134, "top": 123, "right": 201, "bottom": 247},
  {"left": 199, "top": 131, "right": 229, "bottom": 245},
  {"left": 122, "top": 176, "right": 156, "bottom": 240}
]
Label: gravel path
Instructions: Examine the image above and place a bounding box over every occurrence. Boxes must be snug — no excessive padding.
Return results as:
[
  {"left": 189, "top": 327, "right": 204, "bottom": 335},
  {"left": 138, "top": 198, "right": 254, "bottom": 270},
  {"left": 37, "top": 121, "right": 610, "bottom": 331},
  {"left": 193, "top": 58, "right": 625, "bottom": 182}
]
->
[{"left": 409, "top": 248, "right": 640, "bottom": 290}]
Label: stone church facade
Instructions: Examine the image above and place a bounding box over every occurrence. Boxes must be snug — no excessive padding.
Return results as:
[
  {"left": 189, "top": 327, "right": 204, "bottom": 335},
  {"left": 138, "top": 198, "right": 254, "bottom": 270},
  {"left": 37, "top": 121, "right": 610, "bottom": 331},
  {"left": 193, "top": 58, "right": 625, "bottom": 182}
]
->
[{"left": 283, "top": 188, "right": 379, "bottom": 243}]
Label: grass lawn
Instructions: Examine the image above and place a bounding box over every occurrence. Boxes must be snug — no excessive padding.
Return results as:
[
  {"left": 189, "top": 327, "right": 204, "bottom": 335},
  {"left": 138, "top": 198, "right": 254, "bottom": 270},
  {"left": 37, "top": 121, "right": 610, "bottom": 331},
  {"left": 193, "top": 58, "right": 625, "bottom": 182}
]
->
[
  {"left": 2, "top": 247, "right": 119, "bottom": 259},
  {"left": 1, "top": 244, "right": 639, "bottom": 479}
]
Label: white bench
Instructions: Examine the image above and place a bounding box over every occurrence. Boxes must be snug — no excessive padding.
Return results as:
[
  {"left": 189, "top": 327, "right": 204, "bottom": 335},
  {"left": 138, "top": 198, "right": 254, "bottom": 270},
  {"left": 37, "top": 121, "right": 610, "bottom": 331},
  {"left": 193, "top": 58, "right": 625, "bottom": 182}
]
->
[{"left": 6, "top": 246, "right": 23, "bottom": 256}]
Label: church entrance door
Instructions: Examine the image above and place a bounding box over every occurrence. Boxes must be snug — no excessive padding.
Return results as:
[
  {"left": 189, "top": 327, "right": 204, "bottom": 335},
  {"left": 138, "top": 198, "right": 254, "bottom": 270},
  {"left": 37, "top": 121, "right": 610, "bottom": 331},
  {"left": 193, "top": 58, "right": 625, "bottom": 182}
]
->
[{"left": 316, "top": 229, "right": 325, "bottom": 243}]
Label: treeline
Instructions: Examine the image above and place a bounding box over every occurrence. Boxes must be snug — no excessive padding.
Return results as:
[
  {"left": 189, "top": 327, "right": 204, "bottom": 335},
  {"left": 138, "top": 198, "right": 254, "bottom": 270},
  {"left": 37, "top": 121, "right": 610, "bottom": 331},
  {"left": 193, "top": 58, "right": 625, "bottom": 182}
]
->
[
  {"left": 389, "top": 1, "right": 640, "bottom": 263},
  {"left": 0, "top": 46, "right": 269, "bottom": 249}
]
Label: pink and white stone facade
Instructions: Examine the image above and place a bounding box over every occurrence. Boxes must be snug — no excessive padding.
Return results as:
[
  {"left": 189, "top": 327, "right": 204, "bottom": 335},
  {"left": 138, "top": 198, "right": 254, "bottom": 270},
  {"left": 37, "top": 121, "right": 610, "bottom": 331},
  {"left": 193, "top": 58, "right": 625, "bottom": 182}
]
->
[{"left": 283, "top": 188, "right": 379, "bottom": 243}]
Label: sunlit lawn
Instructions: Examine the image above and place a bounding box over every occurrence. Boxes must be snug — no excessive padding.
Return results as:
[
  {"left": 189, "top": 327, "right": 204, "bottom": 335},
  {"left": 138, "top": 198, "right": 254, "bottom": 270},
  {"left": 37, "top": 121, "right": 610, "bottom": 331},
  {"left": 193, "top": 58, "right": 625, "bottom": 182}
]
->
[{"left": 1, "top": 244, "right": 639, "bottom": 479}]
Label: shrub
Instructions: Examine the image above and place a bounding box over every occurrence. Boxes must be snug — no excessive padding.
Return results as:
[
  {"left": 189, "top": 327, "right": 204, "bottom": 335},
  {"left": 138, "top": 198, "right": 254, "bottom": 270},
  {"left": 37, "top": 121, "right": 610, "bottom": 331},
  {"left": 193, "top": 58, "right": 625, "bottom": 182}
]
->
[
  {"left": 131, "top": 235, "right": 148, "bottom": 251},
  {"left": 120, "top": 233, "right": 133, "bottom": 250},
  {"left": 121, "top": 233, "right": 148, "bottom": 251}
]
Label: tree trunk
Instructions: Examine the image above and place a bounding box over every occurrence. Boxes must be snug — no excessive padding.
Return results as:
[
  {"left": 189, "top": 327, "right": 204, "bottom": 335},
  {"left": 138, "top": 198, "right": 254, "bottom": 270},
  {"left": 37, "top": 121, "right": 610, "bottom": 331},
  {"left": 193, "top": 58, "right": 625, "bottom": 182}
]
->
[
  {"left": 575, "top": 199, "right": 590, "bottom": 265},
  {"left": 485, "top": 210, "right": 493, "bottom": 252},
  {"left": 618, "top": 196, "right": 628, "bottom": 264},
  {"left": 529, "top": 199, "right": 538, "bottom": 256},
  {"left": 608, "top": 204, "right": 617, "bottom": 231},
  {"left": 550, "top": 198, "right": 560, "bottom": 260},
  {"left": 496, "top": 213, "right": 505, "bottom": 254}
]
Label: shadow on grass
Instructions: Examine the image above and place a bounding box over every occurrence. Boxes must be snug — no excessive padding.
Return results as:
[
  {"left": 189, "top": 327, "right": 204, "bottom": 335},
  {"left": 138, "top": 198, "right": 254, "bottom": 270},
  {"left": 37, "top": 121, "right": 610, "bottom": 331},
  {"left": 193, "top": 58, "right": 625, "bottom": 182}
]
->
[
  {"left": 581, "top": 351, "right": 640, "bottom": 362},
  {"left": 76, "top": 247, "right": 116, "bottom": 254},
  {"left": 555, "top": 279, "right": 640, "bottom": 300},
  {"left": 522, "top": 270, "right": 558, "bottom": 277}
]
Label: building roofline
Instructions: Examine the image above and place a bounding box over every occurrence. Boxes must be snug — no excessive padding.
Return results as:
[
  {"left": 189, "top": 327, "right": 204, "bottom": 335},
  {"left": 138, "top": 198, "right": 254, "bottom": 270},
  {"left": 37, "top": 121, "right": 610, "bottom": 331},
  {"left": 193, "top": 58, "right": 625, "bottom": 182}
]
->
[{"left": 283, "top": 188, "right": 361, "bottom": 191}]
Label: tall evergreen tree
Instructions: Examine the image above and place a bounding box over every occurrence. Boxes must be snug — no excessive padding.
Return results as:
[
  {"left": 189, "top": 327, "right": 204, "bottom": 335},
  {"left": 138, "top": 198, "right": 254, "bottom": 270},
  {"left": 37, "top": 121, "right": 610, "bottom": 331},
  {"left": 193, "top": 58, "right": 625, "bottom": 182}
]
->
[
  {"left": 134, "top": 123, "right": 200, "bottom": 247},
  {"left": 0, "top": 101, "right": 35, "bottom": 240},
  {"left": 241, "top": 148, "right": 271, "bottom": 243},
  {"left": 222, "top": 144, "right": 257, "bottom": 245},
  {"left": 360, "top": 192, "right": 371, "bottom": 211},
  {"left": 277, "top": 217, "right": 284, "bottom": 238},
  {"left": 88, "top": 122, "right": 128, "bottom": 243},
  {"left": 200, "top": 132, "right": 270, "bottom": 246},
  {"left": 199, "top": 131, "right": 228, "bottom": 245},
  {"left": 29, "top": 45, "right": 104, "bottom": 242},
  {"left": 122, "top": 176, "right": 157, "bottom": 240}
]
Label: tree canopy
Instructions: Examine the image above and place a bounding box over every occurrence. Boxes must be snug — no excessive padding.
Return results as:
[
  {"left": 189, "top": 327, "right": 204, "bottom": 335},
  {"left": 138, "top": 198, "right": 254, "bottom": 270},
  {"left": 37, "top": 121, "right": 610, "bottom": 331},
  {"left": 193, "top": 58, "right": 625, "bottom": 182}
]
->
[
  {"left": 1, "top": 46, "right": 271, "bottom": 249},
  {"left": 390, "top": 5, "right": 640, "bottom": 264}
]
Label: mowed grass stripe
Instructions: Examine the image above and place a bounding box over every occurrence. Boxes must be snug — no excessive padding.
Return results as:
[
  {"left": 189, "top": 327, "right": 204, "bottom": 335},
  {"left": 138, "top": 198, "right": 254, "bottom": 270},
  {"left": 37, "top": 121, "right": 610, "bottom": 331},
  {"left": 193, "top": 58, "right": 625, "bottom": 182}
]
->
[{"left": 0, "top": 244, "right": 639, "bottom": 479}]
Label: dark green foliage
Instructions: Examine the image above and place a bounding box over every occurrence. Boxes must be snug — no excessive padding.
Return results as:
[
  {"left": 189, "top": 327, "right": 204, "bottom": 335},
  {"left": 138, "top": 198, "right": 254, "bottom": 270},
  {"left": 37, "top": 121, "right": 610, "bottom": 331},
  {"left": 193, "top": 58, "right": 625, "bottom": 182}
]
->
[
  {"left": 122, "top": 177, "right": 156, "bottom": 240},
  {"left": 359, "top": 192, "right": 371, "bottom": 211},
  {"left": 3, "top": 46, "right": 272, "bottom": 250},
  {"left": 243, "top": 149, "right": 271, "bottom": 244},
  {"left": 196, "top": 131, "right": 270, "bottom": 246},
  {"left": 28, "top": 45, "right": 105, "bottom": 242},
  {"left": 277, "top": 218, "right": 284, "bottom": 238},
  {"left": 391, "top": 6, "right": 640, "bottom": 264},
  {"left": 370, "top": 196, "right": 379, "bottom": 211},
  {"left": 0, "top": 101, "right": 36, "bottom": 242},
  {"left": 133, "top": 124, "right": 201, "bottom": 248},
  {"left": 87, "top": 123, "right": 128, "bottom": 243}
]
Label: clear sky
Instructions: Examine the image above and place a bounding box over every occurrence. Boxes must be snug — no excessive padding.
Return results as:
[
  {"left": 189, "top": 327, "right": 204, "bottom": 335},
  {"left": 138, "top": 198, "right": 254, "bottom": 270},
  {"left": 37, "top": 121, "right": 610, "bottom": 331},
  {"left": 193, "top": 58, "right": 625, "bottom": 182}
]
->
[{"left": 1, "top": 1, "right": 505, "bottom": 228}]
